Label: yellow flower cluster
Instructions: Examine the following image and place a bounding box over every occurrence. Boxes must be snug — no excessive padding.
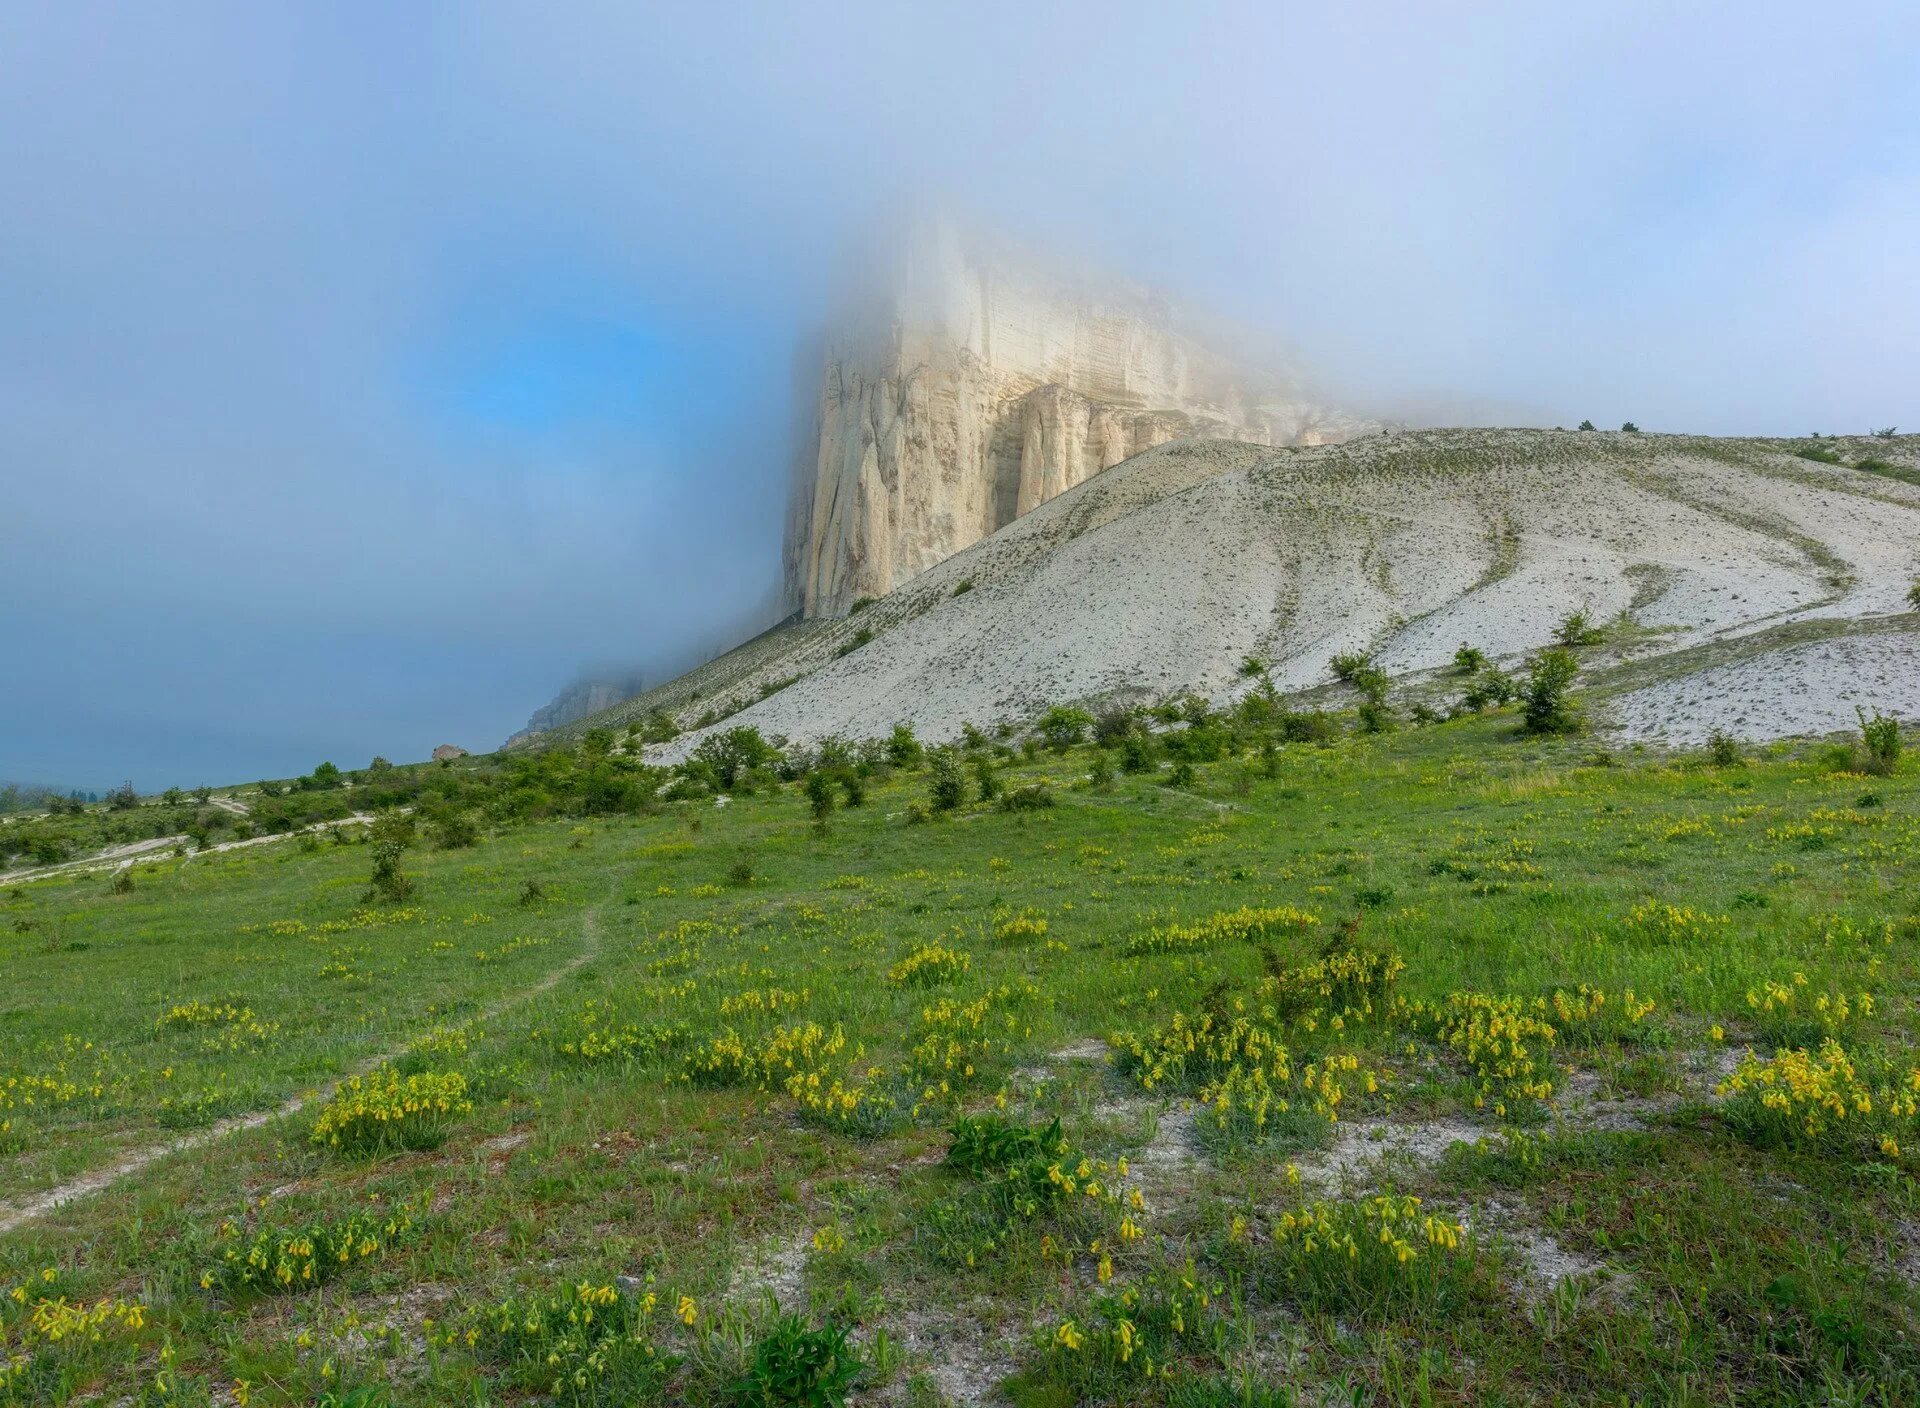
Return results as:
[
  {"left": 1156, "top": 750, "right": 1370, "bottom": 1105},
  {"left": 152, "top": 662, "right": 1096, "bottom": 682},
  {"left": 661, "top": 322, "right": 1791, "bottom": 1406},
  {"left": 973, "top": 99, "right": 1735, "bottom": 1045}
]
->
[
  {"left": 21, "top": 1294, "right": 147, "bottom": 1343},
  {"left": 908, "top": 995, "right": 1003, "bottom": 1108},
  {"left": 1260, "top": 944, "right": 1405, "bottom": 1018},
  {"left": 201, "top": 1205, "right": 414, "bottom": 1292},
  {"left": 887, "top": 944, "right": 972, "bottom": 987},
  {"left": 1548, "top": 986, "right": 1657, "bottom": 1043},
  {"left": 1200, "top": 1051, "right": 1383, "bottom": 1141},
  {"left": 1623, "top": 900, "right": 1728, "bottom": 945},
  {"left": 1126, "top": 905, "right": 1319, "bottom": 957},
  {"left": 683, "top": 1021, "right": 847, "bottom": 1089},
  {"left": 310, "top": 1069, "right": 473, "bottom": 1152},
  {"left": 1746, "top": 975, "right": 1873, "bottom": 1035},
  {"left": 1112, "top": 1008, "right": 1291, "bottom": 1094},
  {"left": 315, "top": 906, "right": 424, "bottom": 933},
  {"left": 992, "top": 909, "right": 1050, "bottom": 943},
  {"left": 785, "top": 1067, "right": 897, "bottom": 1134},
  {"left": 1717, "top": 1040, "right": 1920, "bottom": 1154},
  {"left": 469, "top": 1279, "right": 671, "bottom": 1401},
  {"left": 719, "top": 986, "right": 810, "bottom": 1018},
  {"left": 1394, "top": 991, "right": 1557, "bottom": 1105},
  {"left": 554, "top": 1001, "right": 686, "bottom": 1065},
  {"left": 156, "top": 1000, "right": 280, "bottom": 1054},
  {"left": 1274, "top": 1195, "right": 1465, "bottom": 1267}
]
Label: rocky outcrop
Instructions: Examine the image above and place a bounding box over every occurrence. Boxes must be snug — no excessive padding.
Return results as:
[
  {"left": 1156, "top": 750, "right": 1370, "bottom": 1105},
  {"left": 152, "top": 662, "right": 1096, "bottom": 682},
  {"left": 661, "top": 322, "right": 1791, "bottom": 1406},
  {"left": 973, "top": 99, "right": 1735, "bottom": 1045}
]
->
[
  {"left": 505, "top": 672, "right": 648, "bottom": 747},
  {"left": 785, "top": 221, "right": 1375, "bottom": 615}
]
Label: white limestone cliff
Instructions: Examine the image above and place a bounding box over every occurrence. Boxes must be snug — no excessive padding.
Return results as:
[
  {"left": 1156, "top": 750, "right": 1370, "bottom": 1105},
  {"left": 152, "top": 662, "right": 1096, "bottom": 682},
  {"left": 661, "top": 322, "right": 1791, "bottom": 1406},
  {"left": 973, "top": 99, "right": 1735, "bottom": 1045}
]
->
[{"left": 785, "top": 221, "right": 1375, "bottom": 616}]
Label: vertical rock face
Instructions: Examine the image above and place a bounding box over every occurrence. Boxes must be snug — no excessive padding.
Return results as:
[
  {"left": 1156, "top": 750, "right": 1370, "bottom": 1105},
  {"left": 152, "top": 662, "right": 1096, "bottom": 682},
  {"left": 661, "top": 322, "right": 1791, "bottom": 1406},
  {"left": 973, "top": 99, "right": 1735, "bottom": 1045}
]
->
[{"left": 785, "top": 221, "right": 1374, "bottom": 616}]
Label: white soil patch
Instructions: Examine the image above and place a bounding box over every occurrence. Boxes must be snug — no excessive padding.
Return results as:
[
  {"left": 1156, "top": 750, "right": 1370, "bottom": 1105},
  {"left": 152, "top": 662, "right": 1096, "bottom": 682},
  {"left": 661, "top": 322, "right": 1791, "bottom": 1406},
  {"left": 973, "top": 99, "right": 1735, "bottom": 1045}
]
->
[
  {"left": 725, "top": 1230, "right": 811, "bottom": 1315},
  {"left": 1608, "top": 632, "right": 1920, "bottom": 746},
  {"left": 1293, "top": 1114, "right": 1490, "bottom": 1192},
  {"left": 882, "top": 1307, "right": 1034, "bottom": 1407}
]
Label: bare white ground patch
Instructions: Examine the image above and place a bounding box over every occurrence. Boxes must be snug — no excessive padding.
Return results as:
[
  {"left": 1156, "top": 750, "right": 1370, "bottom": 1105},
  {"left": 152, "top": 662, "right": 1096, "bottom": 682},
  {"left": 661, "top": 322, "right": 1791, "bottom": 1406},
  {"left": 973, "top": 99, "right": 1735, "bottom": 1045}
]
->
[
  {"left": 881, "top": 1307, "right": 1036, "bottom": 1407},
  {"left": 1553, "top": 1069, "right": 1680, "bottom": 1132},
  {"left": 1292, "top": 1115, "right": 1489, "bottom": 1192},
  {"left": 725, "top": 1229, "right": 811, "bottom": 1315},
  {"left": 477, "top": 1130, "right": 531, "bottom": 1157},
  {"left": 1608, "top": 631, "right": 1920, "bottom": 746},
  {"left": 1015, "top": 1036, "right": 1109, "bottom": 1086},
  {"left": 1470, "top": 1200, "right": 1604, "bottom": 1293}
]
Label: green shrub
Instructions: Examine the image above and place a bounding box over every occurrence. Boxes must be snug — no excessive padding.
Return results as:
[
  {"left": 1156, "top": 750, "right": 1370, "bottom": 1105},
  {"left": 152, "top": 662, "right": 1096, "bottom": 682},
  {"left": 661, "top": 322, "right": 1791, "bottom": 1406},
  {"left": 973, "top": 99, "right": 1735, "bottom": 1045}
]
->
[
  {"left": 1037, "top": 705, "right": 1094, "bottom": 751},
  {"left": 805, "top": 771, "right": 835, "bottom": 825},
  {"left": 1857, "top": 707, "right": 1902, "bottom": 776},
  {"left": 835, "top": 627, "right": 873, "bottom": 657},
  {"left": 1453, "top": 644, "right": 1487, "bottom": 674},
  {"left": 1458, "top": 670, "right": 1516, "bottom": 713},
  {"left": 886, "top": 724, "right": 922, "bottom": 769},
  {"left": 971, "top": 754, "right": 1001, "bottom": 801},
  {"left": 1707, "top": 729, "right": 1743, "bottom": 768},
  {"left": 928, "top": 748, "right": 967, "bottom": 812},
  {"left": 1277, "top": 710, "right": 1340, "bottom": 745},
  {"left": 1577, "top": 419, "right": 1595, "bottom": 431},
  {"left": 1554, "top": 610, "right": 1605, "bottom": 647},
  {"left": 365, "top": 810, "right": 414, "bottom": 903},
  {"left": 429, "top": 811, "right": 479, "bottom": 848},
  {"left": 1520, "top": 648, "right": 1582, "bottom": 735},
  {"left": 1796, "top": 443, "right": 1843, "bottom": 464},
  {"left": 1117, "top": 732, "right": 1157, "bottom": 773},
  {"left": 1329, "top": 651, "right": 1372, "bottom": 684},
  {"left": 999, "top": 783, "right": 1054, "bottom": 812},
  {"left": 730, "top": 1316, "right": 862, "bottom": 1407},
  {"left": 1909, "top": 579, "right": 1920, "bottom": 610},
  {"left": 1357, "top": 700, "right": 1396, "bottom": 734}
]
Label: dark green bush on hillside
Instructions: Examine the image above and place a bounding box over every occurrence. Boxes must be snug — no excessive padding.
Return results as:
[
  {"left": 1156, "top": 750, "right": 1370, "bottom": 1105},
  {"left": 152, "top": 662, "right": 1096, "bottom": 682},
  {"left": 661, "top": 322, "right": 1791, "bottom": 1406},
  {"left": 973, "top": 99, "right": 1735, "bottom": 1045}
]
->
[
  {"left": 928, "top": 748, "right": 967, "bottom": 812},
  {"left": 1520, "top": 648, "right": 1582, "bottom": 735},
  {"left": 1554, "top": 611, "right": 1605, "bottom": 647},
  {"left": 690, "top": 727, "right": 782, "bottom": 792},
  {"left": 1857, "top": 707, "right": 1902, "bottom": 777},
  {"left": 1277, "top": 709, "right": 1340, "bottom": 745},
  {"left": 1037, "top": 705, "right": 1094, "bottom": 751},
  {"left": 886, "top": 724, "right": 922, "bottom": 769}
]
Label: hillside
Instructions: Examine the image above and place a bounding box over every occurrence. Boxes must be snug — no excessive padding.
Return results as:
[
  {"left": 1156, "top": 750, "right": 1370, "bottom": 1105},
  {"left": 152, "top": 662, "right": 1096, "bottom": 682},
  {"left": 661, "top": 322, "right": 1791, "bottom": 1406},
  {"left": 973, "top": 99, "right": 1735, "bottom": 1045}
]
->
[{"left": 555, "top": 428, "right": 1920, "bottom": 754}]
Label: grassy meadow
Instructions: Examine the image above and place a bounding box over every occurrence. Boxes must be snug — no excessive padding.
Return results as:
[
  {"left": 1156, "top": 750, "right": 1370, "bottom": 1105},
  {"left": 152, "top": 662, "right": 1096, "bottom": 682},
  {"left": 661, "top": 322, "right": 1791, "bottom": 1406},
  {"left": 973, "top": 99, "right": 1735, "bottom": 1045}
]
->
[{"left": 1, "top": 711, "right": 1917, "bottom": 1406}]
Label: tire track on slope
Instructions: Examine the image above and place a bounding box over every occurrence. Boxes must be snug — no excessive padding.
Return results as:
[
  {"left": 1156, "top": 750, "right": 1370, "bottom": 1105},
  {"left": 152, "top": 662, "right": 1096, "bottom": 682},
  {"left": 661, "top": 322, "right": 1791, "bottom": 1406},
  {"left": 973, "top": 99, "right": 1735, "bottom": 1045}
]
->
[{"left": 0, "top": 902, "right": 609, "bottom": 1236}]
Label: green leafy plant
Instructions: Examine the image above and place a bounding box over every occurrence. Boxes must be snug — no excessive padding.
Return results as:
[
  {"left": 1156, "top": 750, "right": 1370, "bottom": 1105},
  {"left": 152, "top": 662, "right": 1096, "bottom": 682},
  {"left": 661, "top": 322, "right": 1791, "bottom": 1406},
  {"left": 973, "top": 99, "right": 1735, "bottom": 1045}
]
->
[
  {"left": 1453, "top": 644, "right": 1487, "bottom": 674},
  {"left": 730, "top": 1316, "right": 863, "bottom": 1407}
]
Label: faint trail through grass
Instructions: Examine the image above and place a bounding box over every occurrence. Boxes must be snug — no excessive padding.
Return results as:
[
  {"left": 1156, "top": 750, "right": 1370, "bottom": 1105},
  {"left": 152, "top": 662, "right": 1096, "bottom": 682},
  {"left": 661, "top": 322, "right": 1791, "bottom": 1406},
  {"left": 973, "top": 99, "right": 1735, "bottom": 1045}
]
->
[{"left": 0, "top": 900, "right": 609, "bottom": 1235}]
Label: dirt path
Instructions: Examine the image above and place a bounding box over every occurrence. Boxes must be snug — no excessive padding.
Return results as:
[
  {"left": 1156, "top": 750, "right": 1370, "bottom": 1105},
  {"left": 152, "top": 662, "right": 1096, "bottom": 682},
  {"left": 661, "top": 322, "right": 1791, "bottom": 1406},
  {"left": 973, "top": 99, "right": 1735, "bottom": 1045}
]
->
[{"left": 0, "top": 904, "right": 606, "bottom": 1237}]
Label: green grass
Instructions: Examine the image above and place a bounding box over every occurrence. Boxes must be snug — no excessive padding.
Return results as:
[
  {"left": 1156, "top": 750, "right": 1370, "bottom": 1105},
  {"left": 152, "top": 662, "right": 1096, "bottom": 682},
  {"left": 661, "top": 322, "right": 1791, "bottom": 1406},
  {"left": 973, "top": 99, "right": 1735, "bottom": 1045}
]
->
[{"left": 2, "top": 713, "right": 1917, "bottom": 1404}]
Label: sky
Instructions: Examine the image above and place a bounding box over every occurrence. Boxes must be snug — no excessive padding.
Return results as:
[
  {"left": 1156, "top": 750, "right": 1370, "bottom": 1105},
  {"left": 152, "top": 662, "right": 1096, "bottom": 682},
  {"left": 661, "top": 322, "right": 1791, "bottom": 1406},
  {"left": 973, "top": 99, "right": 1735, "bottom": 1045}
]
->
[{"left": 3, "top": 2, "right": 1917, "bottom": 792}]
